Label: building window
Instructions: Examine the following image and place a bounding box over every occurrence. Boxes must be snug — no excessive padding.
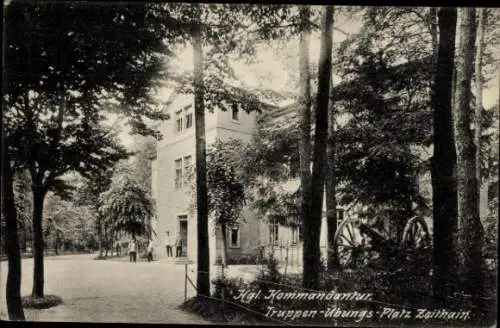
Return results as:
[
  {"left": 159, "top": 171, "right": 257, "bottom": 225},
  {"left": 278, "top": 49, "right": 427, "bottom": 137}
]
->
[
  {"left": 175, "top": 107, "right": 193, "bottom": 133},
  {"left": 291, "top": 226, "right": 300, "bottom": 245},
  {"left": 175, "top": 110, "right": 183, "bottom": 133},
  {"left": 183, "top": 155, "right": 192, "bottom": 186},
  {"left": 174, "top": 159, "right": 183, "bottom": 189},
  {"left": 174, "top": 156, "right": 193, "bottom": 189},
  {"left": 231, "top": 103, "right": 239, "bottom": 122},
  {"left": 185, "top": 112, "right": 193, "bottom": 129},
  {"left": 228, "top": 225, "right": 240, "bottom": 248},
  {"left": 269, "top": 223, "right": 279, "bottom": 245}
]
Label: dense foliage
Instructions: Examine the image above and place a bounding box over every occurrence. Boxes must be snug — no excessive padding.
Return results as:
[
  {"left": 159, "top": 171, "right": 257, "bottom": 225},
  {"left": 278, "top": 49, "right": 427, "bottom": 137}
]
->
[{"left": 98, "top": 174, "right": 156, "bottom": 239}]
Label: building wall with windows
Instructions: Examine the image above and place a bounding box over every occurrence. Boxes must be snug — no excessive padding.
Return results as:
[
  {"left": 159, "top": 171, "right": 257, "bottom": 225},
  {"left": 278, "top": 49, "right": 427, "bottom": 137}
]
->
[
  {"left": 214, "top": 208, "right": 264, "bottom": 264},
  {"left": 152, "top": 91, "right": 264, "bottom": 264}
]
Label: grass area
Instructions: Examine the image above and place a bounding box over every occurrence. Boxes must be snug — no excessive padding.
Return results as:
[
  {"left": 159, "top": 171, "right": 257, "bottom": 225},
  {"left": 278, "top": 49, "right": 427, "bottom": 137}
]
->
[{"left": 22, "top": 294, "right": 63, "bottom": 309}]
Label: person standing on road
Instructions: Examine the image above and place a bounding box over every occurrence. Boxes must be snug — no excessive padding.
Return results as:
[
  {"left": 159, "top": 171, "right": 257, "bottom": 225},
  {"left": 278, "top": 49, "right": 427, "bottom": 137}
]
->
[
  {"left": 165, "top": 231, "right": 173, "bottom": 257},
  {"left": 129, "top": 238, "right": 137, "bottom": 263},
  {"left": 175, "top": 234, "right": 183, "bottom": 258},
  {"left": 147, "top": 239, "right": 154, "bottom": 262}
]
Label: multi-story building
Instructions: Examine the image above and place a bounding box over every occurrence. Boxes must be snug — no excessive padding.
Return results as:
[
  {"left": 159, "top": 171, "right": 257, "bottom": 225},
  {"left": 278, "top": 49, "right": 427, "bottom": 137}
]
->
[
  {"left": 151, "top": 91, "right": 293, "bottom": 264},
  {"left": 150, "top": 88, "right": 342, "bottom": 266}
]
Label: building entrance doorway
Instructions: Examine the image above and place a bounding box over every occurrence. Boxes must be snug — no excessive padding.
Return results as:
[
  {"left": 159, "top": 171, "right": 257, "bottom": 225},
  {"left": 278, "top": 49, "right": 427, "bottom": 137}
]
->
[{"left": 178, "top": 216, "right": 188, "bottom": 257}]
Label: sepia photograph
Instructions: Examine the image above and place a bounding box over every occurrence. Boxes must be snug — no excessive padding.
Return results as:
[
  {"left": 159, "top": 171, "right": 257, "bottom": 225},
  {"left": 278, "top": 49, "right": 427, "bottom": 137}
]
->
[{"left": 1, "top": 2, "right": 499, "bottom": 326}]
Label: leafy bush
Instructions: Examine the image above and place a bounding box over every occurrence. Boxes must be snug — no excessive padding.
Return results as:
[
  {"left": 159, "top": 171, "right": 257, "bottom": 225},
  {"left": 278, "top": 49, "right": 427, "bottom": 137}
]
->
[
  {"left": 237, "top": 254, "right": 258, "bottom": 265},
  {"left": 256, "top": 251, "right": 282, "bottom": 286},
  {"left": 214, "top": 254, "right": 259, "bottom": 266},
  {"left": 212, "top": 275, "right": 246, "bottom": 300},
  {"left": 238, "top": 251, "right": 283, "bottom": 314}
]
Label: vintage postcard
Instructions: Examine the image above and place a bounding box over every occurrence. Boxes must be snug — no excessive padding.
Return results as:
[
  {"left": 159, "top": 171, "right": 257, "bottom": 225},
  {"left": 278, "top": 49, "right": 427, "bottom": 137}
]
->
[{"left": 1, "top": 2, "right": 498, "bottom": 327}]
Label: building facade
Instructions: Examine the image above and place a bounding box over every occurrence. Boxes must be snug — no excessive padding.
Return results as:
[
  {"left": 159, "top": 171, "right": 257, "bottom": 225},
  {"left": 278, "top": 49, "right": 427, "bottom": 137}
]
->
[{"left": 150, "top": 91, "right": 313, "bottom": 265}]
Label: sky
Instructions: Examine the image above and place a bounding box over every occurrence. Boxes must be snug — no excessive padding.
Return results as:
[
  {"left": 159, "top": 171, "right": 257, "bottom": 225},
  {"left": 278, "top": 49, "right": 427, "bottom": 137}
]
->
[{"left": 118, "top": 7, "right": 500, "bottom": 149}]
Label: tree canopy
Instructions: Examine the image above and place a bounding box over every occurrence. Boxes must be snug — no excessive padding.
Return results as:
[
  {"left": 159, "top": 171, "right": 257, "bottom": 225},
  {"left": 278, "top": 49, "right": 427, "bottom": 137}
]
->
[{"left": 98, "top": 174, "right": 156, "bottom": 239}]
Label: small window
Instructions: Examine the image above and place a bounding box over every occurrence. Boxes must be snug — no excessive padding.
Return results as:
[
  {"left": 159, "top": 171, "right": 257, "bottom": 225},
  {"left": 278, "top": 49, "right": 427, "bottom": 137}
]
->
[
  {"left": 174, "top": 159, "right": 182, "bottom": 189},
  {"left": 175, "top": 112, "right": 183, "bottom": 133},
  {"left": 228, "top": 225, "right": 240, "bottom": 248},
  {"left": 291, "top": 226, "right": 299, "bottom": 245},
  {"left": 185, "top": 113, "right": 193, "bottom": 129},
  {"left": 269, "top": 223, "right": 279, "bottom": 245},
  {"left": 183, "top": 155, "right": 192, "bottom": 186},
  {"left": 231, "top": 103, "right": 239, "bottom": 122}
]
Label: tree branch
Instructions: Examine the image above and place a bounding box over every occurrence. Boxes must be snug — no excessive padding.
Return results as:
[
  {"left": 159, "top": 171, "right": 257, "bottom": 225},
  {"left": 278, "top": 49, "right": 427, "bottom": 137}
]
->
[
  {"left": 247, "top": 23, "right": 301, "bottom": 34},
  {"left": 334, "top": 26, "right": 350, "bottom": 36}
]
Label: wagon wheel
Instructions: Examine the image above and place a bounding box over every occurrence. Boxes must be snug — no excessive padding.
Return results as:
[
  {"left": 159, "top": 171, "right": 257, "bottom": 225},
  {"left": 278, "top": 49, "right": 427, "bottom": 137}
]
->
[
  {"left": 401, "top": 216, "right": 431, "bottom": 249},
  {"left": 334, "top": 218, "right": 373, "bottom": 270},
  {"left": 400, "top": 216, "right": 432, "bottom": 272}
]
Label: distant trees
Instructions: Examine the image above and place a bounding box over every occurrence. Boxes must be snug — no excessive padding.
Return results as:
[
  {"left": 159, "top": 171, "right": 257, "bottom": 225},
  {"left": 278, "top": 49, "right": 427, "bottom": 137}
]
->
[
  {"left": 43, "top": 191, "right": 97, "bottom": 254},
  {"left": 74, "top": 136, "right": 157, "bottom": 258},
  {"left": 76, "top": 168, "right": 114, "bottom": 258},
  {"left": 98, "top": 174, "right": 156, "bottom": 240}
]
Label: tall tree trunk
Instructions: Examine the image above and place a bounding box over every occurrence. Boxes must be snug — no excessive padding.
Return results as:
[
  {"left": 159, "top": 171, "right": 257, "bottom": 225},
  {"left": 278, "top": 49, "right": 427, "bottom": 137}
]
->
[
  {"left": 431, "top": 7, "right": 458, "bottom": 305},
  {"left": 192, "top": 4, "right": 210, "bottom": 297},
  {"left": 474, "top": 8, "right": 485, "bottom": 197},
  {"left": 304, "top": 5, "right": 334, "bottom": 290},
  {"left": 104, "top": 223, "right": 109, "bottom": 257},
  {"left": 31, "top": 184, "right": 46, "bottom": 298},
  {"left": 54, "top": 230, "right": 58, "bottom": 255},
  {"left": 2, "top": 151, "right": 26, "bottom": 320},
  {"left": 298, "top": 4, "right": 313, "bottom": 279},
  {"left": 220, "top": 222, "right": 228, "bottom": 271},
  {"left": 326, "top": 84, "right": 339, "bottom": 272},
  {"left": 98, "top": 218, "right": 103, "bottom": 257},
  {"left": 454, "top": 7, "right": 485, "bottom": 304},
  {"left": 111, "top": 232, "right": 116, "bottom": 257}
]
